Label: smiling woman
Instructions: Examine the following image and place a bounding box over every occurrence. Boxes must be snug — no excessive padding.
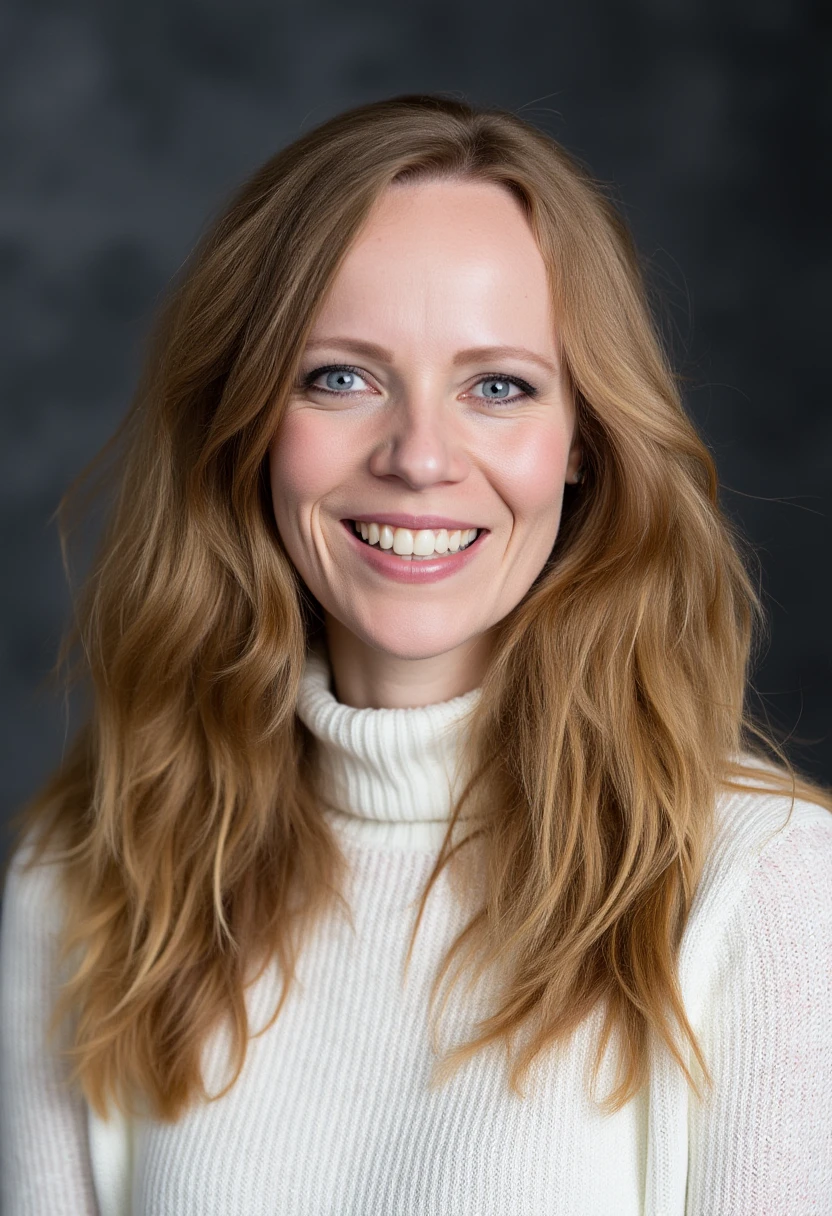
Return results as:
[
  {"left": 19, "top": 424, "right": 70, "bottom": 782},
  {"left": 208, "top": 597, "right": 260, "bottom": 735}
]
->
[
  {"left": 269, "top": 176, "right": 582, "bottom": 706},
  {"left": 1, "top": 95, "right": 831, "bottom": 1216}
]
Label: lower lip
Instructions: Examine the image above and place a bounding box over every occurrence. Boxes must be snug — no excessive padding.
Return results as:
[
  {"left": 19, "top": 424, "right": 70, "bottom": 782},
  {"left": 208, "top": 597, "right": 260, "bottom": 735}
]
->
[{"left": 341, "top": 521, "right": 488, "bottom": 584}]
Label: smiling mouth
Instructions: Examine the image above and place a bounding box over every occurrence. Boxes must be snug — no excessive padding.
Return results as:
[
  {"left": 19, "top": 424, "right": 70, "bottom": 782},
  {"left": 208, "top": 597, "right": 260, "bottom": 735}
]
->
[{"left": 348, "top": 519, "right": 482, "bottom": 560}]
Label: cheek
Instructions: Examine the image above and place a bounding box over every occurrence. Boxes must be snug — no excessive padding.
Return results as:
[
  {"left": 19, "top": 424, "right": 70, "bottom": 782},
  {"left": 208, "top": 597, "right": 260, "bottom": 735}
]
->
[
  {"left": 268, "top": 411, "right": 351, "bottom": 520},
  {"left": 487, "top": 423, "right": 572, "bottom": 520}
]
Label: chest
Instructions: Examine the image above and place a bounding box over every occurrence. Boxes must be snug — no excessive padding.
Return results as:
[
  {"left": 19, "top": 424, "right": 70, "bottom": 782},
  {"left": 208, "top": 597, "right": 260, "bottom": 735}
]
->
[{"left": 129, "top": 876, "right": 648, "bottom": 1214}]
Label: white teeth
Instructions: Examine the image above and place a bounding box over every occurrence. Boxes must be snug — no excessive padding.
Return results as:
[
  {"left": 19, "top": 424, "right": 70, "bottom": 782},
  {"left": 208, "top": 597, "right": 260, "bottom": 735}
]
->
[
  {"left": 392, "top": 529, "right": 414, "bottom": 556},
  {"left": 352, "top": 522, "right": 480, "bottom": 559},
  {"left": 413, "top": 529, "right": 436, "bottom": 556}
]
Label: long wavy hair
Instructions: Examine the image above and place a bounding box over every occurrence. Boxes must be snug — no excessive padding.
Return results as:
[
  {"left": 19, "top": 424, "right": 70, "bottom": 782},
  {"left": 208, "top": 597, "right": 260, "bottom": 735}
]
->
[{"left": 7, "top": 94, "right": 831, "bottom": 1123}]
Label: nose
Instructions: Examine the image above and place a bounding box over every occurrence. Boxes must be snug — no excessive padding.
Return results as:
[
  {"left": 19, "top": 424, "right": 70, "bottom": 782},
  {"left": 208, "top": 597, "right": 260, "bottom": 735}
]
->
[{"left": 367, "top": 388, "right": 470, "bottom": 490}]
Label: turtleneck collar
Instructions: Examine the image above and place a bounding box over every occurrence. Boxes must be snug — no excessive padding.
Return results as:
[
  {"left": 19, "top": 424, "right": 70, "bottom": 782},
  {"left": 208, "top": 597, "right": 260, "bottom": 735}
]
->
[{"left": 294, "top": 637, "right": 483, "bottom": 850}]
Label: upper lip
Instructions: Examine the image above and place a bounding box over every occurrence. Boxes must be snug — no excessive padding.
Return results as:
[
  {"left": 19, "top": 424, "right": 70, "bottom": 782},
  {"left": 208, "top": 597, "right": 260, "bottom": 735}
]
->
[{"left": 345, "top": 513, "right": 487, "bottom": 531}]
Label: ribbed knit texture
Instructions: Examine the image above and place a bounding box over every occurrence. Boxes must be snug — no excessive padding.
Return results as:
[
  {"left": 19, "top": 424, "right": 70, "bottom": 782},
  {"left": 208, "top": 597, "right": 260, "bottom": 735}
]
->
[
  {"left": 293, "top": 638, "right": 483, "bottom": 850},
  {"left": 2, "top": 639, "right": 831, "bottom": 1214}
]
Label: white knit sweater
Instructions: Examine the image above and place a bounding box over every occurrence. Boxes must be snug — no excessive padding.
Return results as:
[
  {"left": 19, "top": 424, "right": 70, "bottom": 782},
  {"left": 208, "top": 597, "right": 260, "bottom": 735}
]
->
[{"left": 2, "top": 640, "right": 832, "bottom": 1215}]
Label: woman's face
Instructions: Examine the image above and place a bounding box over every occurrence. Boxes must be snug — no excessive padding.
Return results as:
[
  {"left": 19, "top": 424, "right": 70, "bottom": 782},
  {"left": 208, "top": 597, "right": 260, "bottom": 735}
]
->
[{"left": 268, "top": 177, "right": 582, "bottom": 667}]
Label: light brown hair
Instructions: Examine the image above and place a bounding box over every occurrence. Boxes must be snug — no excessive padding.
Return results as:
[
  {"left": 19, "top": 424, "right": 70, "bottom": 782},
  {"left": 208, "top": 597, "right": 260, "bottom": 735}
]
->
[{"left": 7, "top": 93, "right": 831, "bottom": 1121}]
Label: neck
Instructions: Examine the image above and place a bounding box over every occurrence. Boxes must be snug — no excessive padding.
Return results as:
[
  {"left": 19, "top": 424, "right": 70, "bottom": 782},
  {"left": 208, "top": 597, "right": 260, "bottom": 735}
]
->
[
  {"left": 295, "top": 635, "right": 484, "bottom": 849},
  {"left": 324, "top": 614, "right": 495, "bottom": 709}
]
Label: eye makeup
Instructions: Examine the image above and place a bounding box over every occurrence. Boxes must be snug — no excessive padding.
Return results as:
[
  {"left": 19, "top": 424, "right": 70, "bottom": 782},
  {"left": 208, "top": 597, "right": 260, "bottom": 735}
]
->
[{"left": 298, "top": 363, "right": 539, "bottom": 404}]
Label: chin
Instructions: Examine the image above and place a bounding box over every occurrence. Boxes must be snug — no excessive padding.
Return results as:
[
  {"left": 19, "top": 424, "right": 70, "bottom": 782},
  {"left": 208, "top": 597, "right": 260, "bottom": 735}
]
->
[
  {"left": 346, "top": 616, "right": 479, "bottom": 663},
  {"left": 366, "top": 633, "right": 472, "bottom": 663}
]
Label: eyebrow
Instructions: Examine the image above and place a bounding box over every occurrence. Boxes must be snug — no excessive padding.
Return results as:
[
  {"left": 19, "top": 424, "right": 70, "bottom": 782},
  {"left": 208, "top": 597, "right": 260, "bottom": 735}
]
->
[{"left": 303, "top": 337, "right": 559, "bottom": 377}]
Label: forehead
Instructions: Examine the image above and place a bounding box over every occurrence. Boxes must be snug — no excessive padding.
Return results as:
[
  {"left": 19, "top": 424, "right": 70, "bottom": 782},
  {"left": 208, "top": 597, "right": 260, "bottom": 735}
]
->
[{"left": 308, "top": 178, "right": 558, "bottom": 356}]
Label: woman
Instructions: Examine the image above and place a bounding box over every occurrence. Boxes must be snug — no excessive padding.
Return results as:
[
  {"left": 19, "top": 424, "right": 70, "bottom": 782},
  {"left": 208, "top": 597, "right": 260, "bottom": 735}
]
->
[{"left": 1, "top": 94, "right": 830, "bottom": 1215}]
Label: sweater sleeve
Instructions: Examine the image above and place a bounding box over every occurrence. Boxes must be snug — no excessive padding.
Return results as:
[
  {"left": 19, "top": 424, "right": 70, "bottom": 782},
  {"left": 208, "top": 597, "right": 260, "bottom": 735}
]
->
[
  {"left": 0, "top": 842, "right": 99, "bottom": 1215},
  {"left": 685, "top": 817, "right": 832, "bottom": 1216}
]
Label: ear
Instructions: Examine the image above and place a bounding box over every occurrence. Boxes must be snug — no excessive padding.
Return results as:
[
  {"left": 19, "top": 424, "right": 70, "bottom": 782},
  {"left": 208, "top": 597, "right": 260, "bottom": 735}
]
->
[{"left": 564, "top": 435, "right": 584, "bottom": 485}]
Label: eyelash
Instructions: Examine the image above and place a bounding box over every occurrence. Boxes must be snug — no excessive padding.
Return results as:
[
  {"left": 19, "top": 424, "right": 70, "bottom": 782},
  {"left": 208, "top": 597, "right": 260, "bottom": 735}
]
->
[{"left": 299, "top": 363, "right": 538, "bottom": 404}]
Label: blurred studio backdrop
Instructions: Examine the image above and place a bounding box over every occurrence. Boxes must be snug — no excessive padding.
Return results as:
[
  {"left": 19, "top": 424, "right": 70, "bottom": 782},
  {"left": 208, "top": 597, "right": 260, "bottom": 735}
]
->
[{"left": 1, "top": 0, "right": 830, "bottom": 869}]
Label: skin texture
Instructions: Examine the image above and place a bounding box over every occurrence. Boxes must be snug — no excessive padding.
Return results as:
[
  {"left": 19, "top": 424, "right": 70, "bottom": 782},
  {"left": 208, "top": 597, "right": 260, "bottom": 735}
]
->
[{"left": 269, "top": 179, "right": 582, "bottom": 709}]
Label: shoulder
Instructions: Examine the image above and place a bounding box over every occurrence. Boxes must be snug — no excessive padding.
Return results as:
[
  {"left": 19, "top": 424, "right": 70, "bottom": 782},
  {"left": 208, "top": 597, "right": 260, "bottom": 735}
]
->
[
  {"left": 680, "top": 759, "right": 832, "bottom": 995},
  {"left": 704, "top": 754, "right": 831, "bottom": 889},
  {"left": 1, "top": 832, "right": 68, "bottom": 964}
]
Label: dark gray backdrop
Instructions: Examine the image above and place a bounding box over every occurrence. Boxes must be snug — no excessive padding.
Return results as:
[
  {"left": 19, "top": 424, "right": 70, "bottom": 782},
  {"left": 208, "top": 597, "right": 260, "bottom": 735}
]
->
[{"left": 2, "top": 0, "right": 830, "bottom": 866}]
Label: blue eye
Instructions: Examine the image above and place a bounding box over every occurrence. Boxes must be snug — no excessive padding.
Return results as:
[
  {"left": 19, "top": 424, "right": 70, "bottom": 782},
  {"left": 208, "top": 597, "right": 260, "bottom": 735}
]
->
[
  {"left": 470, "top": 375, "right": 534, "bottom": 403},
  {"left": 303, "top": 365, "right": 371, "bottom": 394},
  {"left": 300, "top": 364, "right": 537, "bottom": 403}
]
